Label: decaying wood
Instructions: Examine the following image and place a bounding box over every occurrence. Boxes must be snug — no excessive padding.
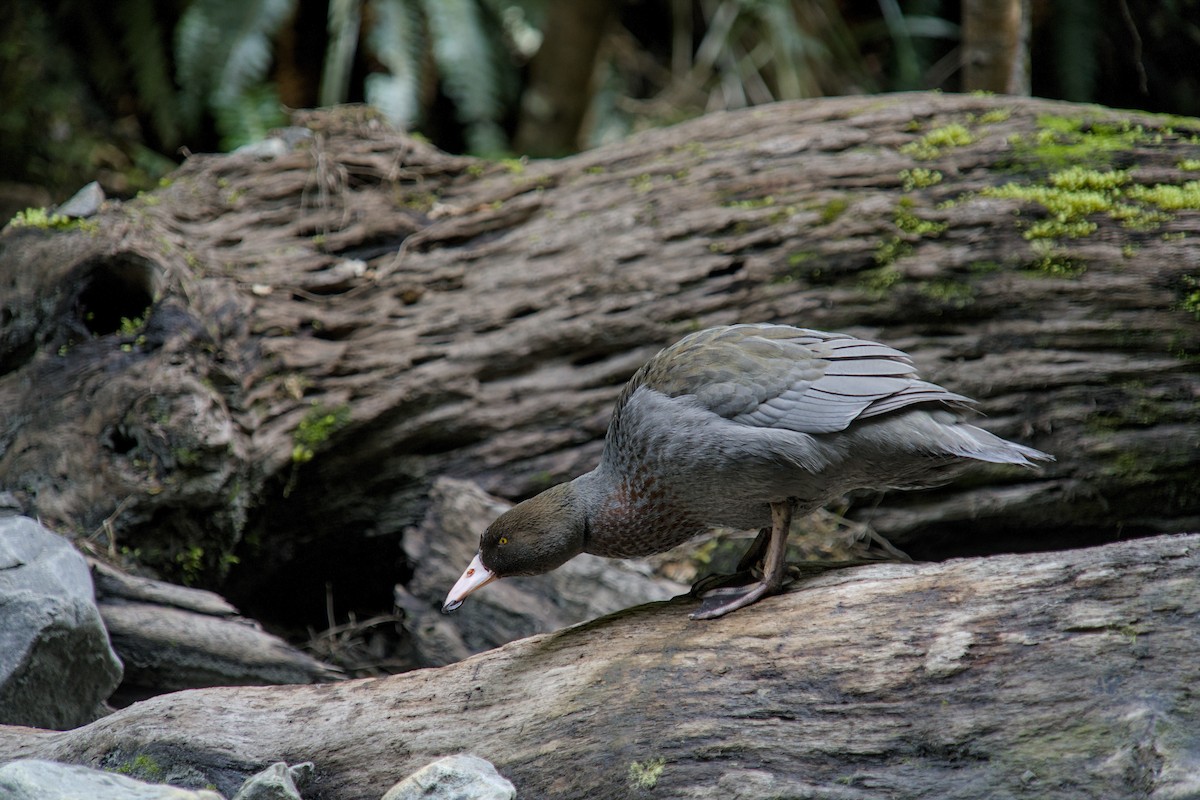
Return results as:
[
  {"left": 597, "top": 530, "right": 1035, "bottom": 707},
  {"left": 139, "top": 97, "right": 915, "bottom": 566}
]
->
[
  {"left": 91, "top": 560, "right": 340, "bottom": 703},
  {"left": 0, "top": 533, "right": 1196, "bottom": 800},
  {"left": 0, "top": 94, "right": 1197, "bottom": 624}
]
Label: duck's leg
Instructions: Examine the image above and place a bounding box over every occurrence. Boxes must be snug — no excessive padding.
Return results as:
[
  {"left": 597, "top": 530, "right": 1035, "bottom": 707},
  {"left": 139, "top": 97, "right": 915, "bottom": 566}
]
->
[
  {"left": 688, "top": 526, "right": 771, "bottom": 596},
  {"left": 690, "top": 501, "right": 792, "bottom": 620}
]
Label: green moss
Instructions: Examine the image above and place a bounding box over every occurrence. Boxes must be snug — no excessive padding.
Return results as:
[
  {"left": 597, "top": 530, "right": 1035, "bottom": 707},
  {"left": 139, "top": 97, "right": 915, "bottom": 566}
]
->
[
  {"left": 899, "top": 168, "right": 943, "bottom": 191},
  {"left": 1104, "top": 451, "right": 1154, "bottom": 482},
  {"left": 1125, "top": 180, "right": 1200, "bottom": 210},
  {"left": 1008, "top": 115, "right": 1150, "bottom": 169},
  {"left": 1023, "top": 218, "right": 1097, "bottom": 240},
  {"left": 499, "top": 158, "right": 526, "bottom": 175},
  {"left": 7, "top": 207, "right": 99, "bottom": 233},
  {"left": 1178, "top": 159, "right": 1200, "bottom": 171},
  {"left": 292, "top": 403, "right": 351, "bottom": 464},
  {"left": 984, "top": 183, "right": 1113, "bottom": 219},
  {"left": 901, "top": 123, "right": 976, "bottom": 160},
  {"left": 400, "top": 191, "right": 438, "bottom": 212},
  {"left": 175, "top": 545, "right": 206, "bottom": 585},
  {"left": 113, "top": 754, "right": 164, "bottom": 781},
  {"left": 968, "top": 260, "right": 1002, "bottom": 273},
  {"left": 584, "top": 165, "right": 605, "bottom": 175},
  {"left": 1180, "top": 275, "right": 1200, "bottom": 320},
  {"left": 628, "top": 758, "right": 666, "bottom": 790},
  {"left": 977, "top": 108, "right": 1012, "bottom": 125},
  {"left": 873, "top": 237, "right": 912, "bottom": 269},
  {"left": 1048, "top": 166, "right": 1130, "bottom": 191},
  {"left": 982, "top": 166, "right": 1199, "bottom": 240},
  {"left": 818, "top": 197, "right": 849, "bottom": 225},
  {"left": 119, "top": 309, "right": 151, "bottom": 337},
  {"left": 723, "top": 194, "right": 775, "bottom": 209},
  {"left": 861, "top": 264, "right": 903, "bottom": 296},
  {"left": 918, "top": 278, "right": 975, "bottom": 308},
  {"left": 894, "top": 201, "right": 947, "bottom": 237},
  {"left": 629, "top": 174, "right": 654, "bottom": 194},
  {"left": 1030, "top": 252, "right": 1086, "bottom": 277}
]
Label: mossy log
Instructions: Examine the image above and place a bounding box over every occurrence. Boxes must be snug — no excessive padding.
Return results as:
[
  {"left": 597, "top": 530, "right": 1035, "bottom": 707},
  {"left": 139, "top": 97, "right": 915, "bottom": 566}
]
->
[
  {"left": 0, "top": 533, "right": 1196, "bottom": 799},
  {"left": 1, "top": 94, "right": 1198, "bottom": 628}
]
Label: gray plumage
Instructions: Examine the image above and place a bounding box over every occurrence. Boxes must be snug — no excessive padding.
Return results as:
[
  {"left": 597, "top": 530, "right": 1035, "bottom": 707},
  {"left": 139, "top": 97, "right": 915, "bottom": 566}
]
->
[{"left": 444, "top": 323, "right": 1053, "bottom": 618}]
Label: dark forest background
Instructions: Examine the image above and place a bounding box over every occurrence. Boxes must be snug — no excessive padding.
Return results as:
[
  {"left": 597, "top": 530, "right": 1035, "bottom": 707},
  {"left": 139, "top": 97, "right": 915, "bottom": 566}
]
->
[{"left": 1, "top": 0, "right": 1197, "bottom": 217}]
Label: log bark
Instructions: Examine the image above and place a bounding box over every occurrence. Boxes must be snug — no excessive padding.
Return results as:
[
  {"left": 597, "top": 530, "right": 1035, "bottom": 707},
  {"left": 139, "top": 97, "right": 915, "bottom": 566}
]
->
[
  {"left": 0, "top": 533, "right": 1196, "bottom": 800},
  {"left": 0, "top": 94, "right": 1197, "bottom": 629}
]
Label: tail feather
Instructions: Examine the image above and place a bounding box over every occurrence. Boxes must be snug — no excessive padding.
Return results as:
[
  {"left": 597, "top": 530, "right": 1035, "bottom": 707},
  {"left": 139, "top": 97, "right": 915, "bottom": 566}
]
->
[{"left": 943, "top": 422, "right": 1054, "bottom": 467}]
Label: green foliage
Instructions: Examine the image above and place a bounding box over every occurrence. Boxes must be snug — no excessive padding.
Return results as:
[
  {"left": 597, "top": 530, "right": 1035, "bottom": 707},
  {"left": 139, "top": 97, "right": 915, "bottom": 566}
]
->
[
  {"left": 984, "top": 167, "right": 1200, "bottom": 242},
  {"left": 900, "top": 168, "right": 943, "bottom": 190},
  {"left": 176, "top": 0, "right": 296, "bottom": 149},
  {"left": 6, "top": 208, "right": 93, "bottom": 231},
  {"left": 1007, "top": 115, "right": 1153, "bottom": 170},
  {"left": 113, "top": 754, "right": 164, "bottom": 781},
  {"left": 421, "top": 0, "right": 511, "bottom": 155},
  {"left": 894, "top": 198, "right": 947, "bottom": 236},
  {"left": 117, "top": 0, "right": 182, "bottom": 147},
  {"left": 818, "top": 197, "right": 849, "bottom": 224},
  {"left": 292, "top": 403, "right": 352, "bottom": 464},
  {"left": 1180, "top": 276, "right": 1200, "bottom": 320},
  {"left": 364, "top": 0, "right": 425, "bottom": 127},
  {"left": 901, "top": 123, "right": 975, "bottom": 159},
  {"left": 628, "top": 758, "right": 666, "bottom": 790}
]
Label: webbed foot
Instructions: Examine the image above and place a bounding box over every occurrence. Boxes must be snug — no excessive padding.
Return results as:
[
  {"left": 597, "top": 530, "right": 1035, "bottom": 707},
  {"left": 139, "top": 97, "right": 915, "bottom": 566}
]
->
[
  {"left": 689, "top": 582, "right": 773, "bottom": 619},
  {"left": 688, "top": 501, "right": 794, "bottom": 620}
]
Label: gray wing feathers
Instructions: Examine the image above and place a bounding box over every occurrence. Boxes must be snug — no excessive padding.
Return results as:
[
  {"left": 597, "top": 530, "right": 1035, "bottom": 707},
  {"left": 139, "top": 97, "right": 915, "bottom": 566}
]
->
[
  {"left": 630, "top": 324, "right": 973, "bottom": 435},
  {"left": 725, "top": 328, "right": 971, "bottom": 435}
]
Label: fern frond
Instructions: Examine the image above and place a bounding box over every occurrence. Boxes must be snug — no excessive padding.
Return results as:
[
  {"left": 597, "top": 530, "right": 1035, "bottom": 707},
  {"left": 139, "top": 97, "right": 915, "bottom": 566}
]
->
[
  {"left": 175, "top": 0, "right": 297, "bottom": 131},
  {"left": 213, "top": 83, "right": 288, "bottom": 150},
  {"left": 321, "top": 0, "right": 364, "bottom": 107},
  {"left": 419, "top": 0, "right": 508, "bottom": 154},
  {"left": 364, "top": 0, "right": 424, "bottom": 128}
]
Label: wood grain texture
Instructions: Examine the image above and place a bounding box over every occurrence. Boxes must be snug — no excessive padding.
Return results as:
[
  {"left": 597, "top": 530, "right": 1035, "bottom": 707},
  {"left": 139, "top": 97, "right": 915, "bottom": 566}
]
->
[
  {"left": 0, "top": 94, "right": 1197, "bottom": 618},
  {"left": 0, "top": 533, "right": 1196, "bottom": 799}
]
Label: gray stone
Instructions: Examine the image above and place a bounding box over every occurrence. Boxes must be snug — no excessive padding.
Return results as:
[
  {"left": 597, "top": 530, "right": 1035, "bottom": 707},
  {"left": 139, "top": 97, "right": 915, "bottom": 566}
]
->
[
  {"left": 0, "top": 517, "right": 123, "bottom": 729},
  {"left": 0, "top": 759, "right": 224, "bottom": 800},
  {"left": 382, "top": 754, "right": 515, "bottom": 800},
  {"left": 55, "top": 181, "right": 105, "bottom": 218},
  {"left": 231, "top": 761, "right": 314, "bottom": 800}
]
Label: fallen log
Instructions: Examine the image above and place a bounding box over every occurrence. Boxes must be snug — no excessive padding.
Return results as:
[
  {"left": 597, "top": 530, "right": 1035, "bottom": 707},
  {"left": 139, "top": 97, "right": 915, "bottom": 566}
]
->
[
  {"left": 0, "top": 533, "right": 1195, "bottom": 800},
  {"left": 1, "top": 93, "right": 1197, "bottom": 632}
]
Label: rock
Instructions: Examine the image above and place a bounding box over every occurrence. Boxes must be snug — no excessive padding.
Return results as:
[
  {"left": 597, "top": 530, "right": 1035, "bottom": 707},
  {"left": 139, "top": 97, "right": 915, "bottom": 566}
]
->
[
  {"left": 0, "top": 759, "right": 223, "bottom": 800},
  {"left": 231, "top": 761, "right": 314, "bottom": 800},
  {"left": 55, "top": 181, "right": 105, "bottom": 218},
  {"left": 400, "top": 477, "right": 686, "bottom": 666},
  {"left": 93, "top": 561, "right": 341, "bottom": 704},
  {"left": 0, "top": 517, "right": 122, "bottom": 729},
  {"left": 382, "top": 755, "right": 515, "bottom": 800}
]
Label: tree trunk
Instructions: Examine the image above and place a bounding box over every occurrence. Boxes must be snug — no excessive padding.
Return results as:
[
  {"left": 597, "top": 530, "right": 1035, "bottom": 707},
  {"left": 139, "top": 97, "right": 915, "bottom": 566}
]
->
[
  {"left": 0, "top": 94, "right": 1197, "bottom": 632},
  {"left": 513, "top": 0, "right": 614, "bottom": 156},
  {"left": 962, "top": 0, "right": 1030, "bottom": 94},
  {"left": 0, "top": 533, "right": 1196, "bottom": 799}
]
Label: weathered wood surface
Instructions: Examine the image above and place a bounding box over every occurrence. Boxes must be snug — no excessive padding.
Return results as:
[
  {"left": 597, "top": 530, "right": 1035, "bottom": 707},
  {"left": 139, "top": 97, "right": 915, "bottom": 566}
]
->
[
  {"left": 1, "top": 94, "right": 1197, "bottom": 624},
  {"left": 1, "top": 533, "right": 1196, "bottom": 800},
  {"left": 91, "top": 560, "right": 341, "bottom": 703}
]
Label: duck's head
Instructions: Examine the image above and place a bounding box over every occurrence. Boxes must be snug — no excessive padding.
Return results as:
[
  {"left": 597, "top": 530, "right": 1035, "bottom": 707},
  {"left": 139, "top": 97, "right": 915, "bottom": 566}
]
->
[{"left": 442, "top": 482, "right": 587, "bottom": 612}]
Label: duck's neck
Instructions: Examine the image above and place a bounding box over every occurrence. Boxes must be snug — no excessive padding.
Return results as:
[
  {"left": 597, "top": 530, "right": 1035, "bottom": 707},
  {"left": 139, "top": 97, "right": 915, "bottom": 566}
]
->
[{"left": 570, "top": 466, "right": 705, "bottom": 558}]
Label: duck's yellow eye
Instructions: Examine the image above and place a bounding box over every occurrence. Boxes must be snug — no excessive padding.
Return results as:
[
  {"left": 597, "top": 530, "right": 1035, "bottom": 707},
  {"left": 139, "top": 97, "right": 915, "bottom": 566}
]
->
[{"left": 499, "top": 536, "right": 509, "bottom": 545}]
